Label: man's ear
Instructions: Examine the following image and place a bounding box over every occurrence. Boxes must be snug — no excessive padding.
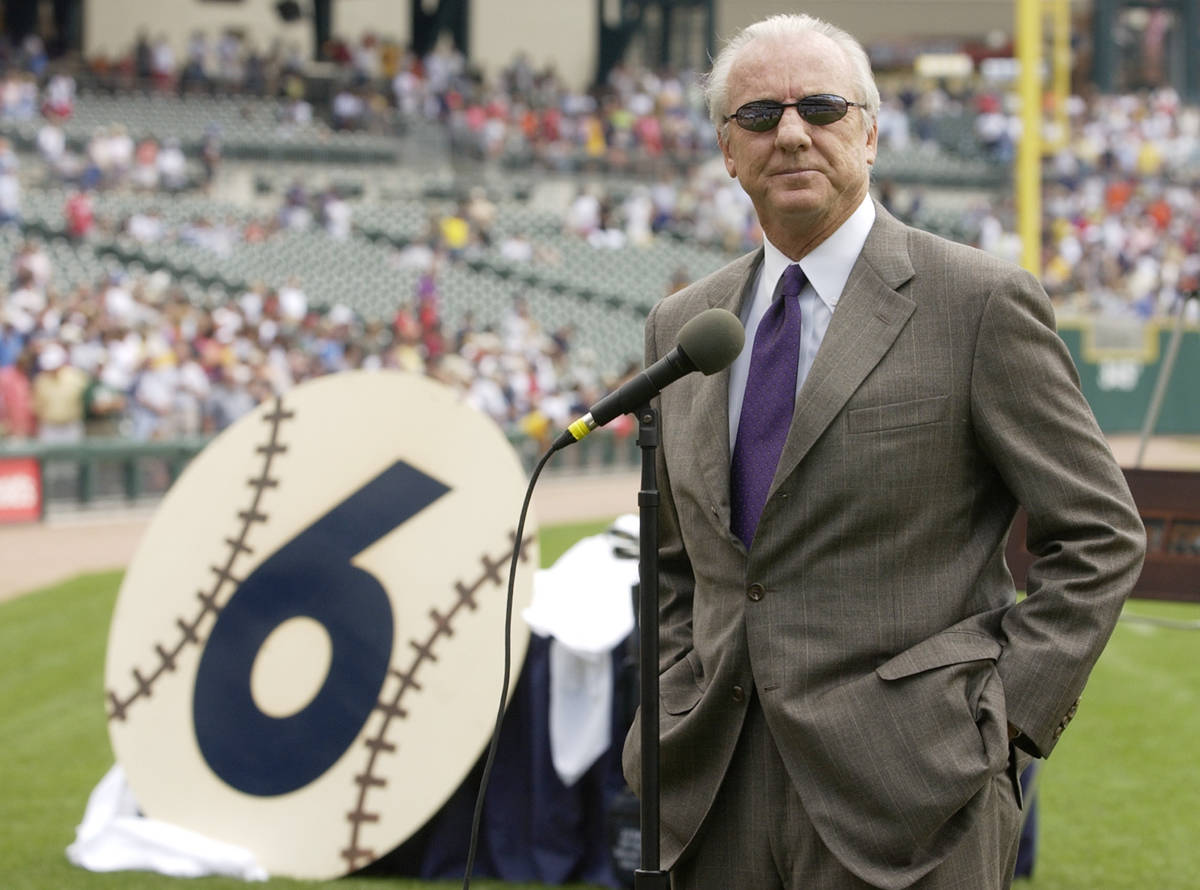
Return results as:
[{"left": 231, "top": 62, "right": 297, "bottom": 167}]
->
[
  {"left": 864, "top": 119, "right": 879, "bottom": 167},
  {"left": 719, "top": 128, "right": 738, "bottom": 179}
]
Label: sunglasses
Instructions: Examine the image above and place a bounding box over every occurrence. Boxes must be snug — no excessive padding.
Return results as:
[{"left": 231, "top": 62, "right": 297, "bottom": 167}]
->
[{"left": 725, "top": 94, "right": 867, "bottom": 132}]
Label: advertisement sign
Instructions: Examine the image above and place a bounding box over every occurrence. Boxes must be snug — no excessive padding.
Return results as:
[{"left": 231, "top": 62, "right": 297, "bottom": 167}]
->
[{"left": 0, "top": 457, "right": 42, "bottom": 523}]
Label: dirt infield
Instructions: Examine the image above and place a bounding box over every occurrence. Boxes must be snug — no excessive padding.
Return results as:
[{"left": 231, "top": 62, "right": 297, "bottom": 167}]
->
[
  {"left": 2, "top": 434, "right": 1197, "bottom": 604},
  {"left": 1105, "top": 433, "right": 1200, "bottom": 470}
]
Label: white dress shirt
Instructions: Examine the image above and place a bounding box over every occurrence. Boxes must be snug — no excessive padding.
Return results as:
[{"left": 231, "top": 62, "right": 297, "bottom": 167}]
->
[{"left": 728, "top": 195, "right": 877, "bottom": 449}]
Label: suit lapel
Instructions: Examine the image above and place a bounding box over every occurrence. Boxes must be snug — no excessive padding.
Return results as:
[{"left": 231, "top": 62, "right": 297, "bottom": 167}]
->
[
  {"left": 687, "top": 249, "right": 762, "bottom": 528},
  {"left": 771, "top": 208, "right": 917, "bottom": 489}
]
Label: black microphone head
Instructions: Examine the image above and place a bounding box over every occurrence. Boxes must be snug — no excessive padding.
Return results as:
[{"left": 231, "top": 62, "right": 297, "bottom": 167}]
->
[{"left": 676, "top": 308, "right": 745, "bottom": 375}]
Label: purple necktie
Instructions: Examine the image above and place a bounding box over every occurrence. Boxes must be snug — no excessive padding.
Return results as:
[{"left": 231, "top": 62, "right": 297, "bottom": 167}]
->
[{"left": 730, "top": 263, "right": 805, "bottom": 547}]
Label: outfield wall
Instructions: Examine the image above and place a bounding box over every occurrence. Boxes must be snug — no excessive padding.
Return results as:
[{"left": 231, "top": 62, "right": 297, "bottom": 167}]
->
[{"left": 1058, "top": 317, "right": 1200, "bottom": 435}]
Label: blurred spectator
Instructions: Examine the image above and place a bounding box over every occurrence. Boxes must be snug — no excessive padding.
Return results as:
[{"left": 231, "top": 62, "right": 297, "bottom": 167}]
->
[
  {"left": 32, "top": 343, "right": 89, "bottom": 443},
  {"left": 0, "top": 315, "right": 26, "bottom": 365},
  {"left": 157, "top": 138, "right": 189, "bottom": 191},
  {"left": 566, "top": 186, "right": 601, "bottom": 237},
  {"left": 974, "top": 103, "right": 1015, "bottom": 161},
  {"left": 130, "top": 348, "right": 185, "bottom": 440},
  {"left": 130, "top": 137, "right": 160, "bottom": 190},
  {"left": 499, "top": 231, "right": 534, "bottom": 263},
  {"left": 205, "top": 364, "right": 259, "bottom": 433},
  {"left": 319, "top": 189, "right": 352, "bottom": 239},
  {"left": 64, "top": 189, "right": 94, "bottom": 240},
  {"left": 133, "top": 30, "right": 153, "bottom": 85},
  {"left": 102, "top": 124, "right": 135, "bottom": 185},
  {"left": 35, "top": 118, "right": 67, "bottom": 168},
  {"left": 42, "top": 71, "right": 75, "bottom": 120},
  {"left": 415, "top": 261, "right": 441, "bottom": 331},
  {"left": 215, "top": 30, "right": 244, "bottom": 92},
  {"left": 125, "top": 209, "right": 166, "bottom": 243},
  {"left": 82, "top": 359, "right": 128, "bottom": 437},
  {"left": 102, "top": 272, "right": 138, "bottom": 325},
  {"left": 500, "top": 295, "right": 535, "bottom": 353},
  {"left": 438, "top": 201, "right": 472, "bottom": 258},
  {"left": 0, "top": 72, "right": 38, "bottom": 120},
  {"left": 200, "top": 125, "right": 222, "bottom": 192},
  {"left": 243, "top": 44, "right": 268, "bottom": 96},
  {"left": 8, "top": 268, "right": 45, "bottom": 321},
  {"left": 0, "top": 346, "right": 36, "bottom": 438},
  {"left": 179, "top": 30, "right": 212, "bottom": 95},
  {"left": 22, "top": 35, "right": 48, "bottom": 79},
  {"left": 150, "top": 34, "right": 175, "bottom": 92},
  {"left": 14, "top": 241, "right": 51, "bottom": 292},
  {"left": 464, "top": 187, "right": 497, "bottom": 245},
  {"left": 280, "top": 94, "right": 313, "bottom": 127},
  {"left": 279, "top": 179, "right": 312, "bottom": 230},
  {"left": 331, "top": 86, "right": 366, "bottom": 131},
  {"left": 0, "top": 142, "right": 20, "bottom": 226},
  {"left": 276, "top": 278, "right": 308, "bottom": 323}
]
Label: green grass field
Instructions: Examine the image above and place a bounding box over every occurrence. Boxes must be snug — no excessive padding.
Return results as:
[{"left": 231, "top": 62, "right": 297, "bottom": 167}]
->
[{"left": 1, "top": 518, "right": 1197, "bottom": 889}]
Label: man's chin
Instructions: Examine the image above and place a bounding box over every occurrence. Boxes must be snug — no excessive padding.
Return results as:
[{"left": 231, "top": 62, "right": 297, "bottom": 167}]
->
[{"left": 761, "top": 189, "right": 826, "bottom": 220}]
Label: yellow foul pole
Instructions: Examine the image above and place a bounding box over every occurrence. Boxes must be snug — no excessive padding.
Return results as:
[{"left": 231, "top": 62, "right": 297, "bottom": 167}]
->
[
  {"left": 1050, "top": 0, "right": 1071, "bottom": 151},
  {"left": 1016, "top": 0, "right": 1043, "bottom": 277}
]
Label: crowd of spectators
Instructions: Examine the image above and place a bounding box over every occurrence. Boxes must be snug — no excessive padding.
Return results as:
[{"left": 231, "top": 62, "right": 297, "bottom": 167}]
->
[
  {"left": 1039, "top": 88, "right": 1200, "bottom": 318},
  {"left": 16, "top": 26, "right": 1200, "bottom": 313},
  {"left": 0, "top": 237, "right": 620, "bottom": 450},
  {"left": 1, "top": 26, "right": 1200, "bottom": 451},
  {"left": 83, "top": 28, "right": 306, "bottom": 102}
]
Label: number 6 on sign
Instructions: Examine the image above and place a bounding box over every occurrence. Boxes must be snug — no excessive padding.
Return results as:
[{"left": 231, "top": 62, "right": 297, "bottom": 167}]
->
[{"left": 194, "top": 460, "right": 449, "bottom": 797}]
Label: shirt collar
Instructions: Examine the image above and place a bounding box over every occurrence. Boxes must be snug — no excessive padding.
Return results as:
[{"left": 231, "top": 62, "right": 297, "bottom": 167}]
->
[{"left": 761, "top": 195, "right": 876, "bottom": 312}]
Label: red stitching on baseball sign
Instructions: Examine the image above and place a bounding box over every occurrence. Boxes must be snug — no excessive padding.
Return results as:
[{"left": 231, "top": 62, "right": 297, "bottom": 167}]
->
[
  {"left": 106, "top": 399, "right": 294, "bottom": 723},
  {"left": 340, "top": 531, "right": 535, "bottom": 870}
]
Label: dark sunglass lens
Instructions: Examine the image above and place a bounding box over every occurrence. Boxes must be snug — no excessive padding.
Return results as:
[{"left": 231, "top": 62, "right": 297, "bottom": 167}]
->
[
  {"left": 799, "top": 97, "right": 848, "bottom": 125},
  {"left": 737, "top": 103, "right": 783, "bottom": 131}
]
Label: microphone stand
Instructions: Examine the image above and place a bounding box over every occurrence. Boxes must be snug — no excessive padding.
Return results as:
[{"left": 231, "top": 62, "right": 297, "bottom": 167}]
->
[{"left": 634, "top": 403, "right": 670, "bottom": 889}]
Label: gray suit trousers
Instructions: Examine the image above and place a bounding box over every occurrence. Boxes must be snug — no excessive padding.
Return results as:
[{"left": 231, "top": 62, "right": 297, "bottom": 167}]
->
[{"left": 670, "top": 690, "right": 1027, "bottom": 890}]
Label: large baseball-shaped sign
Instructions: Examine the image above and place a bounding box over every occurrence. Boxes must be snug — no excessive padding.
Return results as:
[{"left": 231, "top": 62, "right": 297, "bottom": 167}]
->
[{"left": 104, "top": 370, "right": 537, "bottom": 879}]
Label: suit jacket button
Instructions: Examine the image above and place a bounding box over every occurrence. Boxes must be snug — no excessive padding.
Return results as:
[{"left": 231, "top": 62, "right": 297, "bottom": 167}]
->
[
  {"left": 731, "top": 685, "right": 745, "bottom": 702},
  {"left": 747, "top": 583, "right": 765, "bottom": 601}
]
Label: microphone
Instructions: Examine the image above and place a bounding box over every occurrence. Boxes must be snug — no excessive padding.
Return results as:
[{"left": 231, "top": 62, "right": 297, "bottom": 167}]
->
[{"left": 555, "top": 307, "right": 745, "bottom": 449}]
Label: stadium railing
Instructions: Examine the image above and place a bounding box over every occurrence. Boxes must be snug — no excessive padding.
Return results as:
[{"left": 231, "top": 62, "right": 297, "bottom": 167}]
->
[{"left": 0, "top": 430, "right": 640, "bottom": 519}]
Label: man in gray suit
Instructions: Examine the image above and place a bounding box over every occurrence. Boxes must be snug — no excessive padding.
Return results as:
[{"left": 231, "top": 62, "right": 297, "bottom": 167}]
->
[{"left": 622, "top": 13, "right": 1145, "bottom": 890}]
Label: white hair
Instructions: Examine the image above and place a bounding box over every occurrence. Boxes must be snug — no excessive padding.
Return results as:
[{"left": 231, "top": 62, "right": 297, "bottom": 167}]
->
[{"left": 704, "top": 14, "right": 880, "bottom": 139}]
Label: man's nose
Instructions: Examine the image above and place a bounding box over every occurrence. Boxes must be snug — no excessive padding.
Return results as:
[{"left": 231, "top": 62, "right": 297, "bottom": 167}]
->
[{"left": 774, "top": 107, "right": 812, "bottom": 150}]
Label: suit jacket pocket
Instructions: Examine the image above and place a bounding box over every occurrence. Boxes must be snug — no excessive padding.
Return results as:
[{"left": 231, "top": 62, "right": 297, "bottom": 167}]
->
[
  {"left": 875, "top": 630, "right": 1002, "bottom": 680},
  {"left": 626, "top": 651, "right": 706, "bottom": 794},
  {"left": 791, "top": 631, "right": 1009, "bottom": 887},
  {"left": 847, "top": 394, "right": 948, "bottom": 433},
  {"left": 876, "top": 630, "right": 1009, "bottom": 773},
  {"left": 660, "top": 650, "right": 705, "bottom": 715}
]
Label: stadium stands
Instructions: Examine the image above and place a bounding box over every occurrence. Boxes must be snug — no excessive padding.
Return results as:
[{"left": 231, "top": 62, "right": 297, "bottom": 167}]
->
[{"left": 1, "top": 34, "right": 1198, "bottom": 459}]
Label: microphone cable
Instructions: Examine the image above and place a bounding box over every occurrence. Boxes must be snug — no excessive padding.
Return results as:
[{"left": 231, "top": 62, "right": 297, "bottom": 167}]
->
[
  {"left": 456, "top": 307, "right": 742, "bottom": 886},
  {"left": 461, "top": 437, "right": 566, "bottom": 890}
]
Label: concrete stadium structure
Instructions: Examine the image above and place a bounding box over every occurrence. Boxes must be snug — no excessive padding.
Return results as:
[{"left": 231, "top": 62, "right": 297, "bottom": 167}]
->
[{"left": 61, "top": 1, "right": 1113, "bottom": 92}]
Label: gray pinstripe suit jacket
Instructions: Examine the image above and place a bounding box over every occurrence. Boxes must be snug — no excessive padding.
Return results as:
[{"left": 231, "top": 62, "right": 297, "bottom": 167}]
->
[{"left": 622, "top": 202, "right": 1145, "bottom": 888}]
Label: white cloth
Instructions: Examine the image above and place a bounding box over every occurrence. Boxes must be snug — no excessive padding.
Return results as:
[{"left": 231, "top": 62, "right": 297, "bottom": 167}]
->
[
  {"left": 524, "top": 516, "right": 639, "bottom": 786},
  {"left": 66, "top": 764, "right": 268, "bottom": 881},
  {"left": 547, "top": 638, "right": 614, "bottom": 787}
]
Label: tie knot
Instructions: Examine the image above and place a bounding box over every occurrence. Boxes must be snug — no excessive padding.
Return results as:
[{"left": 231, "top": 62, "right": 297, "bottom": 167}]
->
[{"left": 780, "top": 264, "right": 805, "bottom": 300}]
